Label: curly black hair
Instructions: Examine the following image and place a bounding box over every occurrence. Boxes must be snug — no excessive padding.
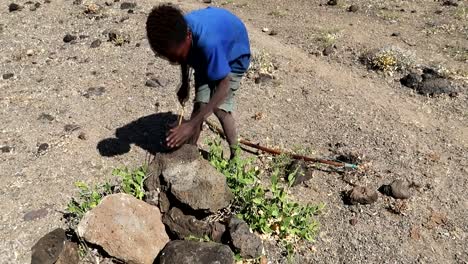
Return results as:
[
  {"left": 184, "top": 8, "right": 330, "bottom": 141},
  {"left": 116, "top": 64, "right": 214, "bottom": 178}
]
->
[{"left": 146, "top": 4, "right": 188, "bottom": 56}]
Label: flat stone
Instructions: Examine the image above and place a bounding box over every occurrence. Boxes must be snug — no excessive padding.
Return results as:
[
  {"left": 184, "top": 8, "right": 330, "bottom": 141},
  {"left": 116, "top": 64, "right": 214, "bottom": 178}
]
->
[
  {"left": 228, "top": 218, "right": 263, "bottom": 259},
  {"left": 55, "top": 241, "right": 79, "bottom": 264},
  {"left": 90, "top": 39, "right": 101, "bottom": 48},
  {"left": 77, "top": 193, "right": 169, "bottom": 264},
  {"left": 145, "top": 144, "right": 233, "bottom": 214},
  {"left": 31, "top": 228, "right": 66, "bottom": 264},
  {"left": 23, "top": 208, "right": 48, "bottom": 221},
  {"left": 158, "top": 240, "right": 234, "bottom": 264},
  {"left": 348, "top": 186, "right": 378, "bottom": 205}
]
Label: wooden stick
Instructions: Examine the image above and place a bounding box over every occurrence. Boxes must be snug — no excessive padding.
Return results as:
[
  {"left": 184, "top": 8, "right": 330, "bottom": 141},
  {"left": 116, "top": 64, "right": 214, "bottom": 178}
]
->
[
  {"left": 177, "top": 107, "right": 184, "bottom": 126},
  {"left": 206, "top": 120, "right": 358, "bottom": 169}
]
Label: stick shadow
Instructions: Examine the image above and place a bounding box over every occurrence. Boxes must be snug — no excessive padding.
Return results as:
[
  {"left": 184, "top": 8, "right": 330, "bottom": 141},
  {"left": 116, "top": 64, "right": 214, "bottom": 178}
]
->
[{"left": 97, "top": 112, "right": 178, "bottom": 157}]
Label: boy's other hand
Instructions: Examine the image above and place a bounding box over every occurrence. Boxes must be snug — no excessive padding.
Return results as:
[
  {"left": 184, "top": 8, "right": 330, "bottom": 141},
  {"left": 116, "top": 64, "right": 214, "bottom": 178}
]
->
[
  {"left": 166, "top": 121, "right": 195, "bottom": 148},
  {"left": 177, "top": 82, "right": 189, "bottom": 106}
]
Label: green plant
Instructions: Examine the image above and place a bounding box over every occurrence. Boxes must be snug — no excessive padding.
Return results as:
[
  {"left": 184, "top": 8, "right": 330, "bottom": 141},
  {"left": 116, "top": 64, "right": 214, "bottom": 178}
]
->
[
  {"left": 112, "top": 166, "right": 147, "bottom": 200},
  {"left": 185, "top": 235, "right": 212, "bottom": 242},
  {"left": 66, "top": 181, "right": 112, "bottom": 222},
  {"left": 207, "top": 139, "right": 323, "bottom": 257}
]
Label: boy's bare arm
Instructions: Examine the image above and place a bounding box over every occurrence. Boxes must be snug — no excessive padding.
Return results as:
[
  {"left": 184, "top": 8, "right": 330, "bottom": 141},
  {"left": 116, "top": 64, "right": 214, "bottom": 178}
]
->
[
  {"left": 166, "top": 75, "right": 230, "bottom": 148},
  {"left": 177, "top": 64, "right": 190, "bottom": 105}
]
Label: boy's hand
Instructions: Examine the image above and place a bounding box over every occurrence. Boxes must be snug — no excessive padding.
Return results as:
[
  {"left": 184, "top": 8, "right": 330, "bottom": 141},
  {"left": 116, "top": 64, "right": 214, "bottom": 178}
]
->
[
  {"left": 177, "top": 82, "right": 189, "bottom": 106},
  {"left": 166, "top": 121, "right": 195, "bottom": 148}
]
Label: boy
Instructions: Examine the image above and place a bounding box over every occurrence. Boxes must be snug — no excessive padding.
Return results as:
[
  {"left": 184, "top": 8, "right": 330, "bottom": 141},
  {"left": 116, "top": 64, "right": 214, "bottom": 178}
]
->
[{"left": 146, "top": 4, "right": 250, "bottom": 158}]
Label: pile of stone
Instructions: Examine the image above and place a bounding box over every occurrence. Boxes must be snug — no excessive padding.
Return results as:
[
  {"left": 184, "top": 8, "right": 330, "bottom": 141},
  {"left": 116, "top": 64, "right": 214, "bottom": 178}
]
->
[{"left": 31, "top": 145, "right": 264, "bottom": 264}]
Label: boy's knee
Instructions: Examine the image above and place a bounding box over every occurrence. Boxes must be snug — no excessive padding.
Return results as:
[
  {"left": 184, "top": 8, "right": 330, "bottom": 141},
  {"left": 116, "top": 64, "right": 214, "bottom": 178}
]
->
[{"left": 214, "top": 108, "right": 228, "bottom": 119}]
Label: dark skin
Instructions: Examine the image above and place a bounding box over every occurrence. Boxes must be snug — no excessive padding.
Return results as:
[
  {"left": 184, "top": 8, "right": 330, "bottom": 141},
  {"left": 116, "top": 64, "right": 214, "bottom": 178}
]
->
[{"left": 162, "top": 31, "right": 232, "bottom": 148}]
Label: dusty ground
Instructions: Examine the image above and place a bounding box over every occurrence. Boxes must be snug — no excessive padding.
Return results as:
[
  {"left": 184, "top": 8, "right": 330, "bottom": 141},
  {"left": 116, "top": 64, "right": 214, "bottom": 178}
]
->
[{"left": 0, "top": 0, "right": 467, "bottom": 263}]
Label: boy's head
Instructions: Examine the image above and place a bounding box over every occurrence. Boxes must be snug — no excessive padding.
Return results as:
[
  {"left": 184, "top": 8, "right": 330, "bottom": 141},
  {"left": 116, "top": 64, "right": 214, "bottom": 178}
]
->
[{"left": 146, "top": 4, "right": 192, "bottom": 64}]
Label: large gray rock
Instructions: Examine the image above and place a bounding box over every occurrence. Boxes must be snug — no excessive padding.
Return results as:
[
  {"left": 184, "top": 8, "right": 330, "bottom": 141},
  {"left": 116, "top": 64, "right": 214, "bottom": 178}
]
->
[
  {"left": 228, "top": 218, "right": 263, "bottom": 259},
  {"left": 77, "top": 193, "right": 169, "bottom": 264},
  {"left": 163, "top": 207, "right": 226, "bottom": 242},
  {"left": 145, "top": 144, "right": 233, "bottom": 213},
  {"left": 31, "top": 228, "right": 66, "bottom": 264},
  {"left": 158, "top": 240, "right": 234, "bottom": 264}
]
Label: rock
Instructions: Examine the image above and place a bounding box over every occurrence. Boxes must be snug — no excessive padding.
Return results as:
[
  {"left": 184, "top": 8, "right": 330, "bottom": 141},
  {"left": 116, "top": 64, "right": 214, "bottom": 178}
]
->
[
  {"left": 322, "top": 45, "right": 335, "bottom": 56},
  {"left": 145, "top": 144, "right": 233, "bottom": 214},
  {"left": 64, "top": 124, "right": 80, "bottom": 132},
  {"left": 3, "top": 73, "right": 14, "bottom": 79},
  {"left": 30, "top": 2, "right": 40, "bottom": 11},
  {"left": 159, "top": 191, "right": 171, "bottom": 213},
  {"left": 262, "top": 27, "right": 269, "bottom": 33},
  {"left": 38, "top": 113, "right": 55, "bottom": 122},
  {"left": 254, "top": 73, "right": 274, "bottom": 84},
  {"left": 78, "top": 132, "right": 87, "bottom": 140},
  {"left": 228, "top": 218, "right": 263, "bottom": 259},
  {"left": 63, "top": 34, "right": 77, "bottom": 43},
  {"left": 349, "top": 218, "right": 358, "bottom": 225},
  {"left": 77, "top": 193, "right": 169, "bottom": 264},
  {"left": 37, "top": 143, "right": 49, "bottom": 154},
  {"left": 379, "top": 179, "right": 412, "bottom": 199},
  {"left": 72, "top": 0, "right": 82, "bottom": 5},
  {"left": 268, "top": 30, "right": 278, "bottom": 36},
  {"left": 327, "top": 0, "right": 338, "bottom": 6},
  {"left": 1, "top": 145, "right": 13, "bottom": 153},
  {"left": 55, "top": 241, "right": 79, "bottom": 264},
  {"left": 83, "top": 86, "right": 105, "bottom": 98},
  {"left": 120, "top": 2, "right": 136, "bottom": 9},
  {"left": 417, "top": 78, "right": 456, "bottom": 96},
  {"left": 163, "top": 207, "right": 212, "bottom": 240},
  {"left": 23, "top": 208, "right": 48, "bottom": 221},
  {"left": 348, "top": 5, "right": 359, "bottom": 12},
  {"left": 79, "top": 35, "right": 89, "bottom": 39},
  {"left": 442, "top": 0, "right": 458, "bottom": 6},
  {"left": 203, "top": 0, "right": 212, "bottom": 3},
  {"left": 435, "top": 10, "right": 443, "bottom": 14},
  {"left": 158, "top": 240, "right": 234, "bottom": 264},
  {"left": 400, "top": 73, "right": 422, "bottom": 89},
  {"left": 90, "top": 39, "right": 101, "bottom": 48},
  {"left": 31, "top": 228, "right": 66, "bottom": 264},
  {"left": 391, "top": 32, "right": 400, "bottom": 37},
  {"left": 146, "top": 78, "right": 162, "bottom": 88},
  {"left": 348, "top": 186, "right": 378, "bottom": 205},
  {"left": 286, "top": 159, "right": 312, "bottom": 186},
  {"left": 9, "top": 3, "right": 23, "bottom": 12},
  {"left": 26, "top": 49, "right": 34, "bottom": 56}
]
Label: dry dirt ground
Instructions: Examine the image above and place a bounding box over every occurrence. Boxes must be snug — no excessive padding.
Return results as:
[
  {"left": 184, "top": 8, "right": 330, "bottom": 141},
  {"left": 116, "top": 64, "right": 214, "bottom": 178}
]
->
[{"left": 1, "top": 0, "right": 467, "bottom": 263}]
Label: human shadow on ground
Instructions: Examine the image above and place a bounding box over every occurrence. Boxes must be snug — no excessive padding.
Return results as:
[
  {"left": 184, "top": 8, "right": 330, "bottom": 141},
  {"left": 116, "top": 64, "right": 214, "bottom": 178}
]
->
[{"left": 97, "top": 112, "right": 178, "bottom": 157}]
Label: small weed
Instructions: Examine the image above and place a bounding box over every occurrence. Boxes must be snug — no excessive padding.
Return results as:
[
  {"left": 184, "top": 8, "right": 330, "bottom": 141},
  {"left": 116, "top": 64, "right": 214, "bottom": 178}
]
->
[
  {"left": 112, "top": 166, "right": 147, "bottom": 200},
  {"left": 66, "top": 166, "right": 147, "bottom": 227},
  {"left": 185, "top": 235, "right": 212, "bottom": 242},
  {"left": 268, "top": 10, "right": 287, "bottom": 18},
  {"left": 314, "top": 29, "right": 341, "bottom": 49},
  {"left": 247, "top": 50, "right": 278, "bottom": 79},
  {"left": 454, "top": 7, "right": 467, "bottom": 20},
  {"left": 362, "top": 46, "right": 415, "bottom": 74},
  {"left": 377, "top": 10, "right": 400, "bottom": 21},
  {"left": 67, "top": 181, "right": 112, "bottom": 223},
  {"left": 208, "top": 139, "right": 323, "bottom": 257},
  {"left": 444, "top": 45, "right": 468, "bottom": 62}
]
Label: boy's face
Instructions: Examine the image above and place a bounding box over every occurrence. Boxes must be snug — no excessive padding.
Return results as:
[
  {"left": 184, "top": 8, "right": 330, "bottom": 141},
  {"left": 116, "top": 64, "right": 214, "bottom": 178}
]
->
[{"left": 163, "top": 32, "right": 192, "bottom": 65}]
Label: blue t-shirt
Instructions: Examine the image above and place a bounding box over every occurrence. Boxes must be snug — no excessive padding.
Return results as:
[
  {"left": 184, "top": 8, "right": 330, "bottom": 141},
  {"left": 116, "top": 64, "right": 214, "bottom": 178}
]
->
[{"left": 185, "top": 7, "right": 251, "bottom": 81}]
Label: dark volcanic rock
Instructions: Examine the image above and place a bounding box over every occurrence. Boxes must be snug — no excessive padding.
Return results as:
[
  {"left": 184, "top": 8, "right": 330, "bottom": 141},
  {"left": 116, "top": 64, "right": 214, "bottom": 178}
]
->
[
  {"left": 9, "top": 3, "right": 23, "bottom": 12},
  {"left": 120, "top": 2, "right": 136, "bottom": 9},
  {"left": 379, "top": 179, "right": 412, "bottom": 199},
  {"left": 31, "top": 228, "right": 66, "bottom": 264},
  {"left": 400, "top": 73, "right": 422, "bottom": 89},
  {"left": 348, "top": 186, "right": 378, "bottom": 205},
  {"left": 228, "top": 218, "right": 263, "bottom": 259},
  {"left": 158, "top": 240, "right": 234, "bottom": 264},
  {"left": 90, "top": 39, "right": 101, "bottom": 48},
  {"left": 3, "top": 73, "right": 14, "bottom": 79},
  {"left": 63, "top": 34, "right": 77, "bottom": 43}
]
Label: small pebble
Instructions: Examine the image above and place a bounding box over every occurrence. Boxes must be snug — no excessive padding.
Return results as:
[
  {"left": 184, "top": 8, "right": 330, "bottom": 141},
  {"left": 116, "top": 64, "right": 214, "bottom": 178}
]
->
[
  {"left": 203, "top": 0, "right": 212, "bottom": 3},
  {"left": 145, "top": 78, "right": 162, "bottom": 88},
  {"left": 120, "top": 2, "right": 136, "bottom": 9},
  {"left": 64, "top": 124, "right": 80, "bottom": 132},
  {"left": 348, "top": 5, "right": 359, "bottom": 12},
  {"left": 391, "top": 32, "right": 400, "bottom": 37},
  {"left": 262, "top": 27, "right": 269, "bottom": 33},
  {"left": 327, "top": 0, "right": 338, "bottom": 6},
  {"left": 73, "top": 0, "right": 82, "bottom": 5},
  {"left": 3, "top": 73, "right": 14, "bottom": 79},
  {"left": 268, "top": 30, "right": 278, "bottom": 36},
  {"left": 63, "top": 34, "right": 77, "bottom": 43},
  {"left": 78, "top": 132, "right": 87, "bottom": 140},
  {"left": 9, "top": 3, "right": 23, "bottom": 12},
  {"left": 348, "top": 186, "right": 378, "bottom": 205},
  {"left": 83, "top": 87, "right": 105, "bottom": 98},
  {"left": 26, "top": 49, "right": 34, "bottom": 56},
  {"left": 38, "top": 113, "right": 54, "bottom": 122},
  {"left": 322, "top": 45, "right": 335, "bottom": 56},
  {"left": 37, "top": 143, "right": 49, "bottom": 153},
  {"left": 442, "top": 0, "right": 458, "bottom": 7},
  {"left": 349, "top": 218, "right": 358, "bottom": 225},
  {"left": 90, "top": 39, "right": 101, "bottom": 48},
  {"left": 1, "top": 146, "right": 13, "bottom": 153}
]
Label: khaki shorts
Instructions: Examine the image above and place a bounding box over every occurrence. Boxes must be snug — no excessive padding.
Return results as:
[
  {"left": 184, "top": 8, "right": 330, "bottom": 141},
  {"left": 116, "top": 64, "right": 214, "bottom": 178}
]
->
[{"left": 194, "top": 72, "right": 243, "bottom": 113}]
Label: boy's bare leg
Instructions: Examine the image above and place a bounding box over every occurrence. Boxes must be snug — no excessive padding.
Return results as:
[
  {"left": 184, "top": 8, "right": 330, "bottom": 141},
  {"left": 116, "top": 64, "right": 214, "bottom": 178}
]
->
[
  {"left": 214, "top": 108, "right": 238, "bottom": 159},
  {"left": 188, "top": 102, "right": 207, "bottom": 145}
]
